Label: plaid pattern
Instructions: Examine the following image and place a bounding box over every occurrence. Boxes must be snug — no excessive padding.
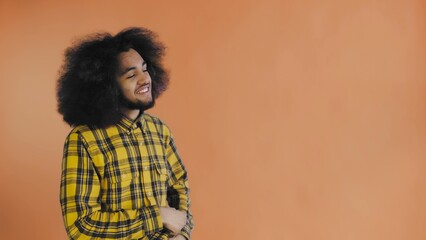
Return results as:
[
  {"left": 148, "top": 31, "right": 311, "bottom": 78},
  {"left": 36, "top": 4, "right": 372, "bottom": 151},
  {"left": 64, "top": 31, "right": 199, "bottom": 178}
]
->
[{"left": 60, "top": 113, "right": 194, "bottom": 239}]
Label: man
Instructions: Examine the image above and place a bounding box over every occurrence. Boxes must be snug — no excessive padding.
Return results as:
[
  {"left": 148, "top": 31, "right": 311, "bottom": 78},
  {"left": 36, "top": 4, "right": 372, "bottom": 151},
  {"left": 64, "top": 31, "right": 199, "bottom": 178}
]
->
[{"left": 57, "top": 27, "right": 194, "bottom": 240}]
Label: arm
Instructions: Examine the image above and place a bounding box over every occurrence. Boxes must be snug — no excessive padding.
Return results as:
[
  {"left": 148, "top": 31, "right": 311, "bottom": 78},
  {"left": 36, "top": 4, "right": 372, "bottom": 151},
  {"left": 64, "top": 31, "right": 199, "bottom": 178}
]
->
[
  {"left": 60, "top": 132, "right": 167, "bottom": 240},
  {"left": 164, "top": 127, "right": 195, "bottom": 240}
]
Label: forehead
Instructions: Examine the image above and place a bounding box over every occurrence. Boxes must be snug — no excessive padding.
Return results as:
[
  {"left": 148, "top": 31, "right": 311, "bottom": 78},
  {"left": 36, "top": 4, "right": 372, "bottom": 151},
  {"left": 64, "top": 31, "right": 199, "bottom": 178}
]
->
[{"left": 117, "top": 48, "right": 144, "bottom": 68}]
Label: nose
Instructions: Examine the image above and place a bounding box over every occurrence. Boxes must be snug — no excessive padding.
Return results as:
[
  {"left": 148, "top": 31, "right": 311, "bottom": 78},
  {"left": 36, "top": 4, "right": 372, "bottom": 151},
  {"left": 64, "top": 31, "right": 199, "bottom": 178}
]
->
[{"left": 137, "top": 69, "right": 151, "bottom": 84}]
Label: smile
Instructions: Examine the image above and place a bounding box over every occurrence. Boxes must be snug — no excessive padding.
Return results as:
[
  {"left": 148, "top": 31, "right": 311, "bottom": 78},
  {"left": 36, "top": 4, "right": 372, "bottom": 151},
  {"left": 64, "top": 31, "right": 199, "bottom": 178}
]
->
[{"left": 136, "top": 84, "right": 150, "bottom": 94}]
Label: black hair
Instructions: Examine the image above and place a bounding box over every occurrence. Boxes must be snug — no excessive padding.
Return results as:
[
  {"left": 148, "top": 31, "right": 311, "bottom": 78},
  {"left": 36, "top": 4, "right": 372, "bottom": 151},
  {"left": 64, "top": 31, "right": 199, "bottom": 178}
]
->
[{"left": 56, "top": 27, "right": 169, "bottom": 127}]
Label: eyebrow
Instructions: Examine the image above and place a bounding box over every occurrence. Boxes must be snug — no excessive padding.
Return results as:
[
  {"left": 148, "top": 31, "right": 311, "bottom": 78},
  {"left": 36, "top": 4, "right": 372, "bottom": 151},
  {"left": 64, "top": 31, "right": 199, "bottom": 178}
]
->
[{"left": 120, "top": 61, "right": 147, "bottom": 76}]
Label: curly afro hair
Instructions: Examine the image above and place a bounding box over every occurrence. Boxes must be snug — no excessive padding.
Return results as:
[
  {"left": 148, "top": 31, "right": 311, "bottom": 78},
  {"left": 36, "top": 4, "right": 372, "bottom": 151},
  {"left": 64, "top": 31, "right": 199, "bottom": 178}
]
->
[{"left": 56, "top": 27, "right": 169, "bottom": 128}]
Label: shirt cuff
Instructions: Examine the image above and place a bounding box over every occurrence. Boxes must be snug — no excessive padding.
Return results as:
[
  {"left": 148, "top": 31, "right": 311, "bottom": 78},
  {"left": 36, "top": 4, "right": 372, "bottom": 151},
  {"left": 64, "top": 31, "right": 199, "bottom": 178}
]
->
[
  {"left": 146, "top": 231, "right": 169, "bottom": 240},
  {"left": 180, "top": 230, "right": 190, "bottom": 240}
]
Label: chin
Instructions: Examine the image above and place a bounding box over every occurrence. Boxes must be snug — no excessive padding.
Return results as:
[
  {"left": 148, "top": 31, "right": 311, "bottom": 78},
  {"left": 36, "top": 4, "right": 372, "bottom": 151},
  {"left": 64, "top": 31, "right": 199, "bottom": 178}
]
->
[
  {"left": 140, "top": 99, "right": 155, "bottom": 111},
  {"left": 120, "top": 96, "right": 155, "bottom": 111}
]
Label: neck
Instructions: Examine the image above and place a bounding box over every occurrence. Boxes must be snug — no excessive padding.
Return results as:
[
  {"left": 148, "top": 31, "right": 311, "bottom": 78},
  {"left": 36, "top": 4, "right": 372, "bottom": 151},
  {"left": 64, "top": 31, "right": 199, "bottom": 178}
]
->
[{"left": 121, "top": 108, "right": 140, "bottom": 121}]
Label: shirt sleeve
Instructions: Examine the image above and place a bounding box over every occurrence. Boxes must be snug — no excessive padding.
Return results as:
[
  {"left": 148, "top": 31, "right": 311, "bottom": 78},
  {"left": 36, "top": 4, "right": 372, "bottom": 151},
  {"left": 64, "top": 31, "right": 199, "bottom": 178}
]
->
[
  {"left": 164, "top": 127, "right": 195, "bottom": 239},
  {"left": 60, "top": 131, "right": 167, "bottom": 240}
]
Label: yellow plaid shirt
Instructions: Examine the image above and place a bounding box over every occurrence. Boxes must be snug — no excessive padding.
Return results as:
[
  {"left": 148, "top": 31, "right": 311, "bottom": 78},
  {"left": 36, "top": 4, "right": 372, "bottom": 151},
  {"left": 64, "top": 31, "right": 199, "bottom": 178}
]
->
[{"left": 60, "top": 113, "right": 194, "bottom": 239}]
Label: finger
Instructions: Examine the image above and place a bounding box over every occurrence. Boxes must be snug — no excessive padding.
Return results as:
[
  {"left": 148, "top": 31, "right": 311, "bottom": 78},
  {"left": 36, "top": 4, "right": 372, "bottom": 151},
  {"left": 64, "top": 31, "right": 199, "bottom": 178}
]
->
[{"left": 165, "top": 224, "right": 181, "bottom": 234}]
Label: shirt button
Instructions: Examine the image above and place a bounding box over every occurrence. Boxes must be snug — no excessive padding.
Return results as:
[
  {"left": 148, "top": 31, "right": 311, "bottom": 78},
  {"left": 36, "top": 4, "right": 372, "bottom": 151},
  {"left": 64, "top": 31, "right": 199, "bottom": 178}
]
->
[
  {"left": 122, "top": 174, "right": 127, "bottom": 179},
  {"left": 147, "top": 192, "right": 152, "bottom": 196},
  {"left": 144, "top": 166, "right": 149, "bottom": 171}
]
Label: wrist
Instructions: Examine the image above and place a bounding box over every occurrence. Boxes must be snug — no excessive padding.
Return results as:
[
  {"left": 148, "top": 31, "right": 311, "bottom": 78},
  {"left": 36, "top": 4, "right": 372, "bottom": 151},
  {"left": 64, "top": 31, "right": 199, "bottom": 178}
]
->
[
  {"left": 161, "top": 228, "right": 176, "bottom": 238},
  {"left": 170, "top": 234, "right": 186, "bottom": 240}
]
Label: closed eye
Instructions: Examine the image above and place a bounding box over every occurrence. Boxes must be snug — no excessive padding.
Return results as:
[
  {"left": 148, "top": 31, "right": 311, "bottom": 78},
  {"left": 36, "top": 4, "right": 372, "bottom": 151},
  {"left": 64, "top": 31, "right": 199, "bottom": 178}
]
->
[{"left": 142, "top": 61, "right": 148, "bottom": 72}]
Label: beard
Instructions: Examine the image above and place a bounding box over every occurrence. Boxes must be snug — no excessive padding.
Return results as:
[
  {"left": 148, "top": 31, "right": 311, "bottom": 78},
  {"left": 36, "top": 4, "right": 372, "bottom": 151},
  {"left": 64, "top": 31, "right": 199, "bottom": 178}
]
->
[{"left": 119, "top": 93, "right": 155, "bottom": 112}]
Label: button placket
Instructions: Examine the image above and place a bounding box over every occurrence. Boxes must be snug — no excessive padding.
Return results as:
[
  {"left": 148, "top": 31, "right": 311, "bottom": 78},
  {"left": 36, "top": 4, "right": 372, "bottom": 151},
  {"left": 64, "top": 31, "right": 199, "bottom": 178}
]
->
[{"left": 133, "top": 128, "right": 158, "bottom": 205}]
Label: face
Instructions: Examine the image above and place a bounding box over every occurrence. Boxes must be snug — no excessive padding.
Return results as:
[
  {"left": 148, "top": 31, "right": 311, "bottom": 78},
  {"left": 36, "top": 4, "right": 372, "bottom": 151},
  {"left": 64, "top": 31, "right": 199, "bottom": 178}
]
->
[{"left": 116, "top": 48, "right": 154, "bottom": 111}]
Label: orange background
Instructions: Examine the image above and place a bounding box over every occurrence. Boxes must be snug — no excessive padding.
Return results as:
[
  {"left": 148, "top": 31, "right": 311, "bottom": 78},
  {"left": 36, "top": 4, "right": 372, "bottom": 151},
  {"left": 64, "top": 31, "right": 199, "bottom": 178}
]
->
[{"left": 1, "top": 0, "right": 426, "bottom": 239}]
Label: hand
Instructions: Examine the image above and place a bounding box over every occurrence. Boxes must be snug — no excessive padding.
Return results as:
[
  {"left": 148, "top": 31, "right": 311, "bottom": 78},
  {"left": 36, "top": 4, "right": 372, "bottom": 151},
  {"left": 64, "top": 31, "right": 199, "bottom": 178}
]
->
[
  {"left": 169, "top": 235, "right": 186, "bottom": 240},
  {"left": 169, "top": 233, "right": 186, "bottom": 240},
  {"left": 159, "top": 207, "right": 187, "bottom": 235}
]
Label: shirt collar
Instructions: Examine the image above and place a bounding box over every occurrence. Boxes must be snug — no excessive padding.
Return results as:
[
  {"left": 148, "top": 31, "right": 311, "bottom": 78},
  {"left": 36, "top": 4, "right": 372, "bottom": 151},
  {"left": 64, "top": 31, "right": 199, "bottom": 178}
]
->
[{"left": 117, "top": 112, "right": 146, "bottom": 134}]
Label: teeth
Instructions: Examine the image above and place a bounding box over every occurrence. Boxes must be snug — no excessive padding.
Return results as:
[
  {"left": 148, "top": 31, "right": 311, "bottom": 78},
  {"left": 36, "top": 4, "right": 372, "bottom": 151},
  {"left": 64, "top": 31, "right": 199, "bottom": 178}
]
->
[{"left": 137, "top": 87, "right": 149, "bottom": 94}]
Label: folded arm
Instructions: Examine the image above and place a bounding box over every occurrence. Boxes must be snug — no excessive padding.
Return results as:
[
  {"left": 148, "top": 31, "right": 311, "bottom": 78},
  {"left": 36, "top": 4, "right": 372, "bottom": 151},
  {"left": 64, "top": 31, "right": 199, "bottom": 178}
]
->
[
  {"left": 60, "top": 132, "right": 167, "bottom": 239},
  {"left": 163, "top": 126, "right": 195, "bottom": 239}
]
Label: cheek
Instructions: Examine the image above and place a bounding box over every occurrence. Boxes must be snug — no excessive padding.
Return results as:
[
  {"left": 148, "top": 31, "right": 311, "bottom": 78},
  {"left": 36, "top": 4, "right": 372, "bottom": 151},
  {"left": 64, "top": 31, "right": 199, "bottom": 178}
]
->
[
  {"left": 120, "top": 84, "right": 135, "bottom": 96},
  {"left": 123, "top": 86, "right": 134, "bottom": 93}
]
